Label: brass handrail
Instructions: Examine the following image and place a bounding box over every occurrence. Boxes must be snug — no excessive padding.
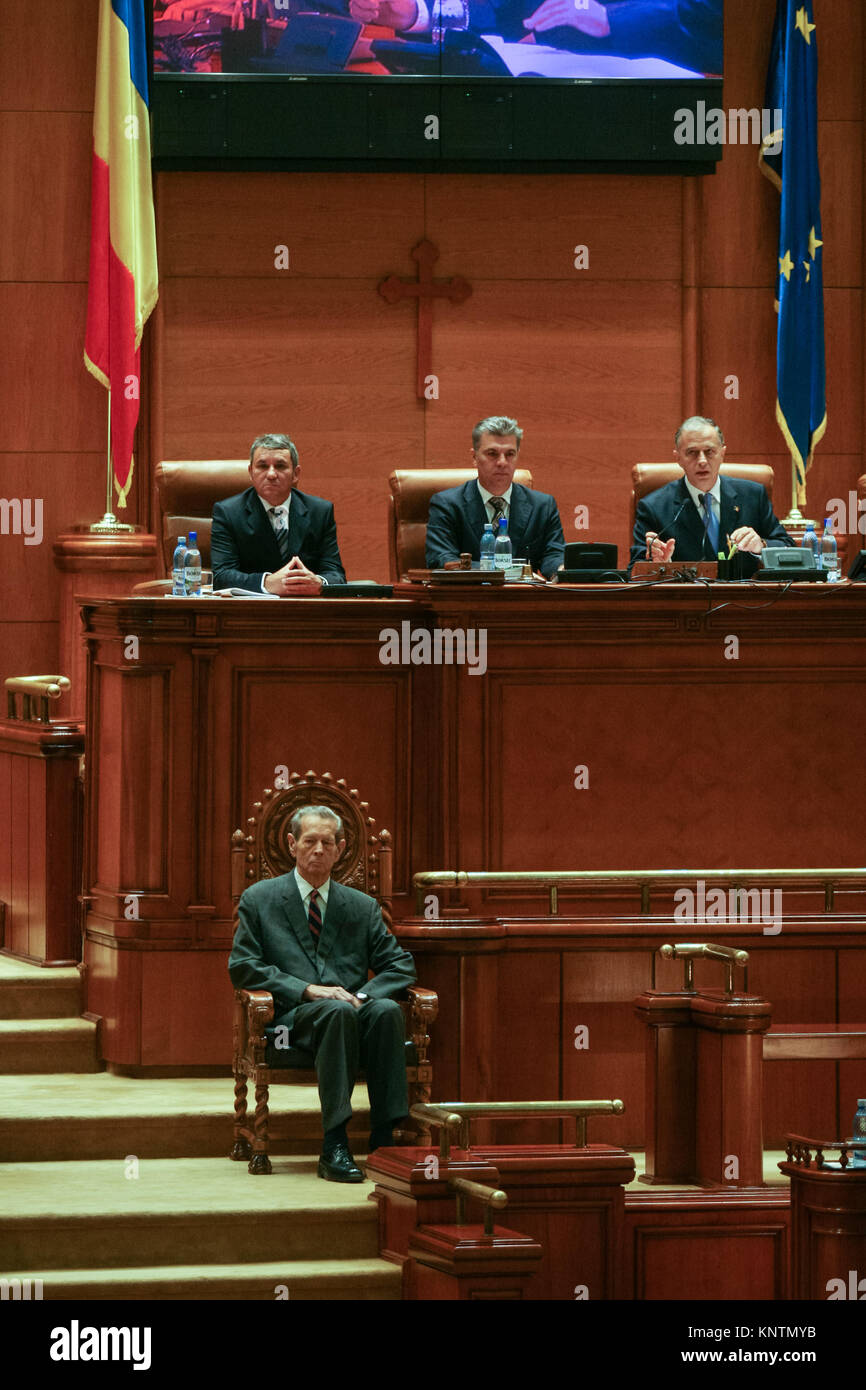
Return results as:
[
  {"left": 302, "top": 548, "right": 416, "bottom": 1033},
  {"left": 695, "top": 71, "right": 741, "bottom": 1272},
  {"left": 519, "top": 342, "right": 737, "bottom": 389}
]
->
[
  {"left": 5, "top": 675, "right": 71, "bottom": 723},
  {"left": 659, "top": 942, "right": 750, "bottom": 996},
  {"left": 413, "top": 868, "right": 866, "bottom": 916},
  {"left": 448, "top": 1176, "right": 508, "bottom": 1235},
  {"left": 411, "top": 1099, "right": 624, "bottom": 1155}
]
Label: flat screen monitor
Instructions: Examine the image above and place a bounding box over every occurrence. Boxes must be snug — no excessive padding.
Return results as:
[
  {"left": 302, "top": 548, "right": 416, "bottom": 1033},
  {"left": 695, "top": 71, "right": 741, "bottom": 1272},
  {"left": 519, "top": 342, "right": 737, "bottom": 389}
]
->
[{"left": 151, "top": 0, "right": 725, "bottom": 169}]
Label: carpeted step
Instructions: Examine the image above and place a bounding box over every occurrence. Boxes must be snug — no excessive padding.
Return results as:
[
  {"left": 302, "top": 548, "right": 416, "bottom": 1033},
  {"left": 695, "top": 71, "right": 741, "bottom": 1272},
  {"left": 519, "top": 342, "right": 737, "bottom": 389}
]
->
[
  {"left": 0, "top": 957, "right": 82, "bottom": 1020},
  {"left": 0, "top": 1018, "right": 100, "bottom": 1074},
  {"left": 0, "top": 1157, "right": 382, "bottom": 1271},
  {"left": 0, "top": 1075, "right": 370, "bottom": 1161},
  {"left": 0, "top": 1258, "right": 401, "bottom": 1301}
]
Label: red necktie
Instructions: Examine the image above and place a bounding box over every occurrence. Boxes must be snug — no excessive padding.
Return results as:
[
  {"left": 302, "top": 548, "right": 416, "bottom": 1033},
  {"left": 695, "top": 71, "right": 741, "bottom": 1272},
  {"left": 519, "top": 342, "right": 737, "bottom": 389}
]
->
[{"left": 308, "top": 888, "right": 322, "bottom": 950}]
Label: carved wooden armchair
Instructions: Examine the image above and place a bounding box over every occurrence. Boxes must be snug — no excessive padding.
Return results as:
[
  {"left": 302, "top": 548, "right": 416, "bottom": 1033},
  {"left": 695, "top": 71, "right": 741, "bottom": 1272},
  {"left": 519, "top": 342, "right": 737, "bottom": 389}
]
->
[{"left": 230, "top": 770, "right": 437, "bottom": 1174}]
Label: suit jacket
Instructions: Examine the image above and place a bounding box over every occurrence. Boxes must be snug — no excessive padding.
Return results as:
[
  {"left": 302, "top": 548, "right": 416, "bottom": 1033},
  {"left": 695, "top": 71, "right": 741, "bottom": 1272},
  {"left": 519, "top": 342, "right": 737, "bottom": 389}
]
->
[
  {"left": 463, "top": 0, "right": 722, "bottom": 73},
  {"left": 425, "top": 479, "right": 565, "bottom": 578},
  {"left": 228, "top": 874, "right": 416, "bottom": 1038},
  {"left": 211, "top": 486, "right": 346, "bottom": 591},
  {"left": 630, "top": 475, "right": 795, "bottom": 572}
]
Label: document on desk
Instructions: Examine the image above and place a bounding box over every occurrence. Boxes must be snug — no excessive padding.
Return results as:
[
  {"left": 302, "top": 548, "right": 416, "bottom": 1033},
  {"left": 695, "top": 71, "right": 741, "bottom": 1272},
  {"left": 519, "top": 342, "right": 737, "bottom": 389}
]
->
[
  {"left": 213, "top": 588, "right": 280, "bottom": 598},
  {"left": 480, "top": 39, "right": 700, "bottom": 79}
]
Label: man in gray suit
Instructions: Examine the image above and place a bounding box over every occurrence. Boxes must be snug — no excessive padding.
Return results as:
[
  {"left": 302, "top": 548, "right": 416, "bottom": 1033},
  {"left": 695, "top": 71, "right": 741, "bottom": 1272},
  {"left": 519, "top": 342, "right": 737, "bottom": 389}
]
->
[{"left": 228, "top": 805, "right": 416, "bottom": 1182}]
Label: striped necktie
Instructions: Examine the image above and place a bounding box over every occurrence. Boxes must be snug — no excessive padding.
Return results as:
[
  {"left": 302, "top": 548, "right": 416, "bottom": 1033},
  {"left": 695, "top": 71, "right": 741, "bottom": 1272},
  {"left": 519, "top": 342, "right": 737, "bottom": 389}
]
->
[
  {"left": 700, "top": 492, "right": 720, "bottom": 555},
  {"left": 308, "top": 887, "right": 322, "bottom": 950},
  {"left": 269, "top": 506, "right": 291, "bottom": 563}
]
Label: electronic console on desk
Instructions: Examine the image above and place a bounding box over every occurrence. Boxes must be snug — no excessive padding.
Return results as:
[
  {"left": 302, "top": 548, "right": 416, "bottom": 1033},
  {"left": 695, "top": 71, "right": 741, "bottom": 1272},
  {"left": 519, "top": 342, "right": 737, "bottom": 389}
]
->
[{"left": 556, "top": 541, "right": 627, "bottom": 583}]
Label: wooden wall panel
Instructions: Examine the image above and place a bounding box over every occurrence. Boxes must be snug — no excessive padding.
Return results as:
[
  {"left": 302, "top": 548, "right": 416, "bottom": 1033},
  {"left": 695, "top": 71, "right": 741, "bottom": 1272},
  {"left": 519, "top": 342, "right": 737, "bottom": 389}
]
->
[
  {"left": 236, "top": 670, "right": 413, "bottom": 885},
  {"left": 425, "top": 174, "right": 683, "bottom": 281},
  {"left": 141, "top": 950, "right": 233, "bottom": 1066},
  {"left": 625, "top": 1201, "right": 788, "bottom": 1301},
  {"left": 562, "top": 951, "right": 649, "bottom": 1147},
  {"left": 93, "top": 668, "right": 171, "bottom": 895},
  {"left": 0, "top": 113, "right": 93, "bottom": 282},
  {"left": 0, "top": 456, "right": 106, "bottom": 624},
  {"left": 157, "top": 172, "right": 427, "bottom": 280},
  {"left": 0, "top": 0, "right": 97, "bottom": 112},
  {"left": 753, "top": 949, "right": 838, "bottom": 1145},
  {"left": 460, "top": 952, "right": 561, "bottom": 1144}
]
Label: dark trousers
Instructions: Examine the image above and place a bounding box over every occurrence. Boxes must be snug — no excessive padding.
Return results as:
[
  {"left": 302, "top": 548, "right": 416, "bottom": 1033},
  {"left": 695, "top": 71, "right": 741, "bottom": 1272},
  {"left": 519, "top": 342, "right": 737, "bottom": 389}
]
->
[{"left": 288, "top": 997, "right": 408, "bottom": 1135}]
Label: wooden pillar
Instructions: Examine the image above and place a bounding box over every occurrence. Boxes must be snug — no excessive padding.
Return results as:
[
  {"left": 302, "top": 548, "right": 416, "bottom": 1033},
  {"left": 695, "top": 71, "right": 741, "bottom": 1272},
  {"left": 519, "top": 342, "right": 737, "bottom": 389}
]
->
[
  {"left": 635, "top": 988, "right": 771, "bottom": 1187},
  {"left": 634, "top": 993, "right": 696, "bottom": 1184},
  {"left": 53, "top": 533, "right": 159, "bottom": 720},
  {"left": 692, "top": 993, "right": 771, "bottom": 1187},
  {"left": 0, "top": 717, "right": 85, "bottom": 965}
]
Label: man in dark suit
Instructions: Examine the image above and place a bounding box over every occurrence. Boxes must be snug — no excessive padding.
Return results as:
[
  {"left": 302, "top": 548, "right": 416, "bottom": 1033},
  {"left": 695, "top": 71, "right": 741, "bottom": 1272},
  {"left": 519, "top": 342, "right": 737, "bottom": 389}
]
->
[
  {"left": 630, "top": 416, "right": 794, "bottom": 574},
  {"left": 425, "top": 415, "right": 565, "bottom": 578},
  {"left": 228, "top": 805, "right": 416, "bottom": 1182},
  {"left": 347, "top": 0, "right": 721, "bottom": 75},
  {"left": 211, "top": 433, "right": 346, "bottom": 595}
]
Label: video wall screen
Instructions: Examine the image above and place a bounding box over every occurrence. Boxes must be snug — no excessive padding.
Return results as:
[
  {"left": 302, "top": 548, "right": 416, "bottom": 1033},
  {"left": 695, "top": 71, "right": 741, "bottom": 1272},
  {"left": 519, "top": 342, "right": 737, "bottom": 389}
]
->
[{"left": 152, "top": 0, "right": 723, "bottom": 81}]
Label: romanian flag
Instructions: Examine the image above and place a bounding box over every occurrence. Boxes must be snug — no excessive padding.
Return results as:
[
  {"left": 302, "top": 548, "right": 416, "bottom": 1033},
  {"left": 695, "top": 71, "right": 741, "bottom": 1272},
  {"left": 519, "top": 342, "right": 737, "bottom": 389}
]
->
[
  {"left": 84, "top": 0, "right": 158, "bottom": 508},
  {"left": 759, "top": 0, "right": 826, "bottom": 506}
]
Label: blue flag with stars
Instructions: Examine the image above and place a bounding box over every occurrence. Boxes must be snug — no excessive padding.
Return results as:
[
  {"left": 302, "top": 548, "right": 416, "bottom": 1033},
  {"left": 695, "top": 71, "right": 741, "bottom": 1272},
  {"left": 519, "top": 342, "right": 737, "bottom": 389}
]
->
[{"left": 759, "top": 0, "right": 826, "bottom": 503}]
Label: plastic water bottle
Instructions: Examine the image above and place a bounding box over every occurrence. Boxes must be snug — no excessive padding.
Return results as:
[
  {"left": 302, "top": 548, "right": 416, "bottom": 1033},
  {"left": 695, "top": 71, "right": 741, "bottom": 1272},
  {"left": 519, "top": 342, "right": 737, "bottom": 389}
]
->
[
  {"left": 172, "top": 536, "right": 187, "bottom": 596},
  {"left": 493, "top": 516, "right": 512, "bottom": 571},
  {"left": 850, "top": 1098, "right": 866, "bottom": 1167},
  {"left": 801, "top": 522, "right": 820, "bottom": 568},
  {"left": 821, "top": 519, "right": 840, "bottom": 582},
  {"left": 479, "top": 522, "right": 495, "bottom": 571},
  {"left": 183, "top": 531, "right": 202, "bottom": 596}
]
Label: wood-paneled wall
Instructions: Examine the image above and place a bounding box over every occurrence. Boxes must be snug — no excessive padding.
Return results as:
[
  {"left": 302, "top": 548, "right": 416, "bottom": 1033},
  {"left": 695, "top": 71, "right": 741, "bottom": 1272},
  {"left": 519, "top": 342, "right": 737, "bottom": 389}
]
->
[
  {"left": 1, "top": 0, "right": 864, "bottom": 689},
  {"left": 151, "top": 0, "right": 865, "bottom": 585}
]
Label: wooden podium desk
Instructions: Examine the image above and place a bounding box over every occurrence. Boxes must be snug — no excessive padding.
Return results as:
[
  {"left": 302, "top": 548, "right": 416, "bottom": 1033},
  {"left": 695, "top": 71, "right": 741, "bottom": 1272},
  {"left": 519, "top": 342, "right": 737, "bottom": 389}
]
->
[{"left": 77, "top": 583, "right": 866, "bottom": 1068}]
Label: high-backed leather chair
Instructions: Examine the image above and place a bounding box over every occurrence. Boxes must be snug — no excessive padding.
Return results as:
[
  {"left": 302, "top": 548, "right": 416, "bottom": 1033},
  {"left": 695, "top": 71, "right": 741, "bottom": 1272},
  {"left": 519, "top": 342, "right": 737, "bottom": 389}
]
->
[
  {"left": 153, "top": 460, "right": 251, "bottom": 574},
  {"left": 388, "top": 468, "right": 533, "bottom": 580},
  {"left": 630, "top": 463, "right": 775, "bottom": 531},
  {"left": 230, "top": 769, "right": 438, "bottom": 1174}
]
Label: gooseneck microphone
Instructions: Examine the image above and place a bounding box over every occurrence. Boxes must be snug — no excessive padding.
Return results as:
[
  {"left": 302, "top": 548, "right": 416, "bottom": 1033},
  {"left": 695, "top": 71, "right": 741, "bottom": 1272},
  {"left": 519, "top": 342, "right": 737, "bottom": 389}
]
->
[{"left": 645, "top": 498, "right": 689, "bottom": 559}]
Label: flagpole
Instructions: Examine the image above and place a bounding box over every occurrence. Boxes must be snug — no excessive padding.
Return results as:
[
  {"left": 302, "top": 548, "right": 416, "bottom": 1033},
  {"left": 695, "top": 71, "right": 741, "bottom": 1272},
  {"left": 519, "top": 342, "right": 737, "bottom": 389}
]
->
[
  {"left": 780, "top": 456, "right": 814, "bottom": 536},
  {"left": 90, "top": 390, "right": 135, "bottom": 534}
]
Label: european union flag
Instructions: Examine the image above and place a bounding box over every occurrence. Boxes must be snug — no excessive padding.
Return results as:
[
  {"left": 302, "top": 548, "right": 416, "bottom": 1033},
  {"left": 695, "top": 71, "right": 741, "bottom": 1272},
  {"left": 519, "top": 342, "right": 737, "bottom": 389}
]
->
[{"left": 760, "top": 0, "right": 826, "bottom": 505}]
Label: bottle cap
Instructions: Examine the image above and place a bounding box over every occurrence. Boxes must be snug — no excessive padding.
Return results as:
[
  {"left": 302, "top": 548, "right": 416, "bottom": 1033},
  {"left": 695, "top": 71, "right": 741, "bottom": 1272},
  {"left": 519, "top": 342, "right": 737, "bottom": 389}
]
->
[{"left": 188, "top": 531, "right": 197, "bottom": 543}]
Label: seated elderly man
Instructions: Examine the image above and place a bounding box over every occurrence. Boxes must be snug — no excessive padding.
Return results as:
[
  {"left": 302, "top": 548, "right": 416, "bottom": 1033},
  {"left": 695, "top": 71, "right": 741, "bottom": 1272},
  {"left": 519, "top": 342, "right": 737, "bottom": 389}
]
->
[
  {"left": 630, "top": 416, "right": 794, "bottom": 573},
  {"left": 228, "top": 805, "right": 416, "bottom": 1181}
]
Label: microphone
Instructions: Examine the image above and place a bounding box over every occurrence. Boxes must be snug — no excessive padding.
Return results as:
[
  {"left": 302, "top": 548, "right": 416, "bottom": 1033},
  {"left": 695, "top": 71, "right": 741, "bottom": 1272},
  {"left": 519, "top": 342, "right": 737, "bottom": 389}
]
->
[{"left": 645, "top": 498, "right": 689, "bottom": 559}]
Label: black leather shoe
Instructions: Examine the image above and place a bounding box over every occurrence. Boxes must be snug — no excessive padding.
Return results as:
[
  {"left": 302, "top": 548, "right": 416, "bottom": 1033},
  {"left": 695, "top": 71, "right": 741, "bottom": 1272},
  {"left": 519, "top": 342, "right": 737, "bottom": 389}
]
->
[{"left": 317, "top": 1144, "right": 365, "bottom": 1183}]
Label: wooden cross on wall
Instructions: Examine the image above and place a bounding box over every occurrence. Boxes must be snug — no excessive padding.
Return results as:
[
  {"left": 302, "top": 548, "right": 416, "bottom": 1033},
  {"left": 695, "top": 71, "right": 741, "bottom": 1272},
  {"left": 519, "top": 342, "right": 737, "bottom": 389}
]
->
[{"left": 378, "top": 240, "right": 472, "bottom": 399}]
